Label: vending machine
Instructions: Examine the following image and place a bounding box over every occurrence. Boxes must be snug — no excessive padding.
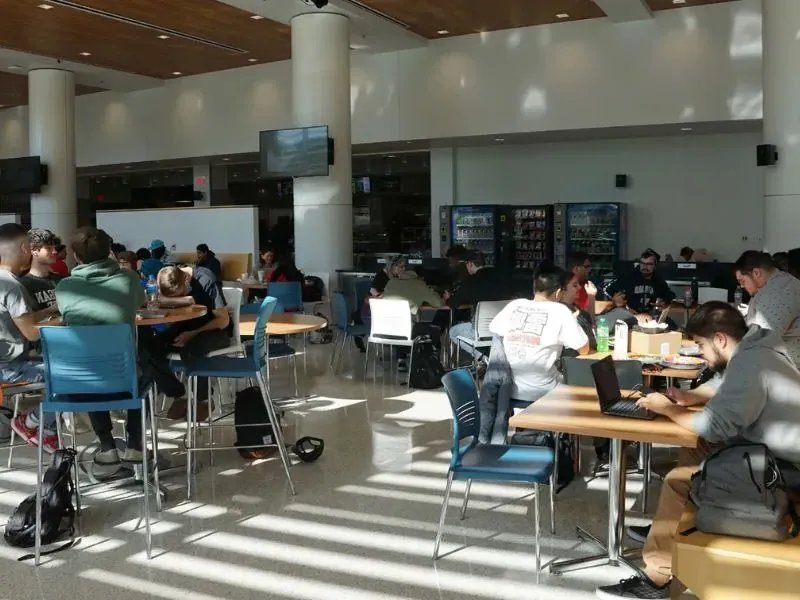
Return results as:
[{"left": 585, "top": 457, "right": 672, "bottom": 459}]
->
[
  {"left": 553, "top": 203, "right": 627, "bottom": 276},
  {"left": 504, "top": 205, "right": 554, "bottom": 270},
  {"left": 438, "top": 205, "right": 508, "bottom": 266}
]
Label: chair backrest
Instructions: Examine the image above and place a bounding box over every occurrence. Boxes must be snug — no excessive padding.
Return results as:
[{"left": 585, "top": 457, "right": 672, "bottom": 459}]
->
[
  {"left": 332, "top": 292, "right": 349, "bottom": 333},
  {"left": 250, "top": 296, "right": 278, "bottom": 370},
  {"left": 368, "top": 298, "right": 413, "bottom": 340},
  {"left": 442, "top": 369, "right": 480, "bottom": 464},
  {"left": 268, "top": 281, "right": 303, "bottom": 313},
  {"left": 40, "top": 324, "right": 139, "bottom": 402},
  {"left": 353, "top": 279, "right": 373, "bottom": 313},
  {"left": 222, "top": 286, "right": 244, "bottom": 345},
  {"left": 473, "top": 300, "right": 511, "bottom": 340},
  {"left": 562, "top": 357, "right": 644, "bottom": 389}
]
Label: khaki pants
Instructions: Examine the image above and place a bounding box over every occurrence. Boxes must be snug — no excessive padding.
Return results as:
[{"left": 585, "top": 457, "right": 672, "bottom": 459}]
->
[{"left": 642, "top": 441, "right": 715, "bottom": 585}]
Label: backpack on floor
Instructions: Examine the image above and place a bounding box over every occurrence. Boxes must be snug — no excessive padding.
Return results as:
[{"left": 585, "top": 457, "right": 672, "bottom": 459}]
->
[
  {"left": 4, "top": 448, "right": 77, "bottom": 559},
  {"left": 687, "top": 443, "right": 800, "bottom": 541},
  {"left": 302, "top": 276, "right": 325, "bottom": 303},
  {"left": 234, "top": 387, "right": 278, "bottom": 457},
  {"left": 408, "top": 335, "right": 445, "bottom": 389},
  {"left": 510, "top": 429, "right": 575, "bottom": 493}
]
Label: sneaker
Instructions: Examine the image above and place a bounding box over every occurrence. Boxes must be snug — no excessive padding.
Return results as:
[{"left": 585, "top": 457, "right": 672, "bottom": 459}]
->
[
  {"left": 120, "top": 448, "right": 144, "bottom": 464},
  {"left": 627, "top": 524, "right": 651, "bottom": 544},
  {"left": 596, "top": 576, "right": 670, "bottom": 599},
  {"left": 94, "top": 448, "right": 121, "bottom": 465},
  {"left": 10, "top": 415, "right": 58, "bottom": 454}
]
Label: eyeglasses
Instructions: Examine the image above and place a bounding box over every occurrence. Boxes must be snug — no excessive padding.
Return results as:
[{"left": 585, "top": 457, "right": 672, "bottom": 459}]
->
[{"left": 640, "top": 261, "right": 656, "bottom": 267}]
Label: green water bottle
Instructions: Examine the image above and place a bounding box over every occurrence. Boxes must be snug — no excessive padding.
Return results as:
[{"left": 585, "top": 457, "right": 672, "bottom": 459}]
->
[{"left": 596, "top": 317, "right": 609, "bottom": 353}]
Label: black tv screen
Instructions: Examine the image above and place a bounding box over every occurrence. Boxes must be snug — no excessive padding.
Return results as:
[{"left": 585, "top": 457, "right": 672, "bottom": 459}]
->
[
  {"left": 0, "top": 156, "right": 45, "bottom": 194},
  {"left": 259, "top": 126, "right": 330, "bottom": 178}
]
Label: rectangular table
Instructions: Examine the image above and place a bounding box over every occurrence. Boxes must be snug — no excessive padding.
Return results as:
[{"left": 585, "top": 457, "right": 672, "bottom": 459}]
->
[
  {"left": 580, "top": 351, "right": 704, "bottom": 382},
  {"left": 509, "top": 384, "right": 698, "bottom": 574}
]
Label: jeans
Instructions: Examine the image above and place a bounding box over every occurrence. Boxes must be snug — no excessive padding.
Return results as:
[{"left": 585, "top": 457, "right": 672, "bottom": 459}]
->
[
  {"left": 449, "top": 322, "right": 484, "bottom": 359},
  {"left": 0, "top": 358, "right": 56, "bottom": 431}
]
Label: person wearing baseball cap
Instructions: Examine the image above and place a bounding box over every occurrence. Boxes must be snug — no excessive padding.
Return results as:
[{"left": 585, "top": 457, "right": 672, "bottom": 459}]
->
[{"left": 140, "top": 240, "right": 168, "bottom": 279}]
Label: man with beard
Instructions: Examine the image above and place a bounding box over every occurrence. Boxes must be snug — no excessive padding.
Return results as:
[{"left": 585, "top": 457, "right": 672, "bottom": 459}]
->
[{"left": 596, "top": 301, "right": 800, "bottom": 599}]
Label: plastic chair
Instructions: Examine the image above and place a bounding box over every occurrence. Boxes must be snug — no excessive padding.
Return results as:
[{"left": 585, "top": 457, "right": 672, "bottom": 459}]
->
[
  {"left": 268, "top": 281, "right": 304, "bottom": 314},
  {"left": 171, "top": 296, "right": 296, "bottom": 498},
  {"left": 434, "top": 369, "right": 554, "bottom": 573},
  {"left": 365, "top": 298, "right": 416, "bottom": 387},
  {"left": 4, "top": 382, "right": 46, "bottom": 467},
  {"left": 38, "top": 324, "right": 159, "bottom": 565},
  {"left": 453, "top": 300, "right": 510, "bottom": 368},
  {"left": 330, "top": 292, "right": 369, "bottom": 373}
]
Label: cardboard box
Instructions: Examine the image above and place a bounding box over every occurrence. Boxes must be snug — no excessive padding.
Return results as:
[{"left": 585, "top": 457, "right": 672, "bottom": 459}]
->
[{"left": 630, "top": 330, "right": 682, "bottom": 356}]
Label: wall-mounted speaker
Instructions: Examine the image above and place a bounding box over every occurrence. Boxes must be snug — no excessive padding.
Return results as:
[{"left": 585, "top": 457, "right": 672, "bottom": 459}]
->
[
  {"left": 615, "top": 174, "right": 629, "bottom": 188},
  {"left": 757, "top": 144, "right": 778, "bottom": 166}
]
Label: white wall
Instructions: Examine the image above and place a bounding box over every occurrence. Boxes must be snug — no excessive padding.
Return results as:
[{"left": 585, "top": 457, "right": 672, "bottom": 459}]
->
[
  {"left": 446, "top": 133, "right": 764, "bottom": 262},
  {"left": 0, "top": 0, "right": 762, "bottom": 166}
]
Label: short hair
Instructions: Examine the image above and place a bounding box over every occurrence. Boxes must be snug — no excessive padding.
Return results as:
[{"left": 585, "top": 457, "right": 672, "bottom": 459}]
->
[
  {"left": 566, "top": 251, "right": 589, "bottom": 270},
  {"left": 55, "top": 244, "right": 66, "bottom": 254},
  {"left": 28, "top": 228, "right": 57, "bottom": 251},
  {"left": 465, "top": 250, "right": 485, "bottom": 268},
  {"left": 117, "top": 250, "right": 137, "bottom": 265},
  {"left": 641, "top": 249, "right": 660, "bottom": 262},
  {"left": 0, "top": 223, "right": 28, "bottom": 260},
  {"left": 136, "top": 247, "right": 151, "bottom": 261},
  {"left": 70, "top": 227, "right": 111, "bottom": 264},
  {"left": 445, "top": 244, "right": 468, "bottom": 261},
  {"left": 534, "top": 264, "right": 567, "bottom": 295},
  {"left": 685, "top": 301, "right": 748, "bottom": 341},
  {"left": 110, "top": 242, "right": 126, "bottom": 255},
  {"left": 157, "top": 266, "right": 187, "bottom": 297},
  {"left": 196, "top": 243, "right": 210, "bottom": 253},
  {"left": 679, "top": 246, "right": 694, "bottom": 258},
  {"left": 151, "top": 246, "right": 166, "bottom": 260},
  {"left": 734, "top": 250, "right": 776, "bottom": 274}
]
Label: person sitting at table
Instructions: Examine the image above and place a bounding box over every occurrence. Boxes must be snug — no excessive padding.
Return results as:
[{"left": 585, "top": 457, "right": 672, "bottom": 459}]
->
[
  {"left": 606, "top": 249, "right": 675, "bottom": 316},
  {"left": 489, "top": 265, "right": 589, "bottom": 404},
  {"left": 140, "top": 240, "right": 167, "bottom": 279},
  {"left": 51, "top": 239, "right": 69, "bottom": 277},
  {"left": 0, "top": 224, "right": 59, "bottom": 454},
  {"left": 445, "top": 244, "right": 469, "bottom": 292},
  {"left": 195, "top": 243, "right": 222, "bottom": 282},
  {"left": 735, "top": 250, "right": 800, "bottom": 366},
  {"left": 55, "top": 226, "right": 153, "bottom": 465},
  {"left": 566, "top": 251, "right": 596, "bottom": 318},
  {"left": 156, "top": 264, "right": 231, "bottom": 421},
  {"left": 447, "top": 250, "right": 511, "bottom": 364},
  {"left": 597, "top": 301, "right": 800, "bottom": 599},
  {"left": 383, "top": 269, "right": 446, "bottom": 359},
  {"left": 22, "top": 228, "right": 62, "bottom": 312},
  {"left": 370, "top": 255, "right": 406, "bottom": 297},
  {"left": 558, "top": 269, "right": 596, "bottom": 356},
  {"left": 266, "top": 252, "right": 304, "bottom": 284},
  {"left": 259, "top": 249, "right": 275, "bottom": 269},
  {"left": 678, "top": 246, "right": 694, "bottom": 262}
]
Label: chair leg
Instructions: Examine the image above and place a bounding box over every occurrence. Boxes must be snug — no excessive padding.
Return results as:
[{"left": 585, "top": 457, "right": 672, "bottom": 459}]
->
[
  {"left": 7, "top": 395, "right": 19, "bottom": 468},
  {"left": 148, "top": 388, "right": 162, "bottom": 513},
  {"left": 207, "top": 378, "right": 214, "bottom": 467},
  {"left": 641, "top": 442, "right": 652, "bottom": 511},
  {"left": 534, "top": 482, "right": 541, "bottom": 578},
  {"left": 433, "top": 470, "right": 454, "bottom": 560},
  {"left": 460, "top": 479, "right": 472, "bottom": 520},
  {"left": 407, "top": 343, "right": 416, "bottom": 390},
  {"left": 255, "top": 371, "right": 296, "bottom": 495},
  {"left": 35, "top": 405, "right": 44, "bottom": 566},
  {"left": 291, "top": 355, "right": 300, "bottom": 398},
  {"left": 550, "top": 433, "right": 559, "bottom": 535},
  {"left": 140, "top": 397, "right": 152, "bottom": 559},
  {"left": 363, "top": 341, "right": 370, "bottom": 382},
  {"left": 70, "top": 416, "right": 82, "bottom": 519},
  {"left": 336, "top": 332, "right": 348, "bottom": 374},
  {"left": 186, "top": 376, "right": 195, "bottom": 501}
]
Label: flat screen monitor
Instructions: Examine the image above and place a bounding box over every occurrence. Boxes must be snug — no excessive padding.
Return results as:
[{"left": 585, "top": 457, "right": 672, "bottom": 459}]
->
[
  {"left": 259, "top": 126, "right": 330, "bottom": 178},
  {"left": 0, "top": 156, "right": 46, "bottom": 194}
]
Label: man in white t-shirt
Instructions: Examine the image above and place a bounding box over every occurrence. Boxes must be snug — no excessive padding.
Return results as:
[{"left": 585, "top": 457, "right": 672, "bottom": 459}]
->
[{"left": 490, "top": 265, "right": 589, "bottom": 402}]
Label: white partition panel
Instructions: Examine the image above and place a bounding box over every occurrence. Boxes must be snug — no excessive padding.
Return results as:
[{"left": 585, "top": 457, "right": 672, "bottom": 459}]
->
[
  {"left": 96, "top": 206, "right": 258, "bottom": 256},
  {"left": 0, "top": 214, "right": 21, "bottom": 226}
]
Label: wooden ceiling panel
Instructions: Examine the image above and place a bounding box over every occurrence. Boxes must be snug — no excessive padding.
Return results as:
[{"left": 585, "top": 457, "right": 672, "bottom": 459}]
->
[
  {"left": 0, "top": 71, "right": 103, "bottom": 109},
  {"left": 647, "top": 0, "right": 737, "bottom": 10},
  {"left": 357, "top": 0, "right": 607, "bottom": 38},
  {"left": 0, "top": 0, "right": 291, "bottom": 79}
]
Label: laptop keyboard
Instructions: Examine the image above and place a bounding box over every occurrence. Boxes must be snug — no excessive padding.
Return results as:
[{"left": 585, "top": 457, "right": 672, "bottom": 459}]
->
[{"left": 608, "top": 400, "right": 653, "bottom": 419}]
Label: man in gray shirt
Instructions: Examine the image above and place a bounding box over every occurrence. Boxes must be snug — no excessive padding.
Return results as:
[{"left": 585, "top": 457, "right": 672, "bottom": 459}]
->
[
  {"left": 735, "top": 250, "right": 800, "bottom": 366},
  {"left": 597, "top": 302, "right": 800, "bottom": 599},
  {"left": 0, "top": 224, "right": 59, "bottom": 454}
]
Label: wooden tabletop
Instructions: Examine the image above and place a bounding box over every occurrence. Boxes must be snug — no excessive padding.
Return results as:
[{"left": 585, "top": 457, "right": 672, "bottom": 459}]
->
[
  {"left": 238, "top": 281, "right": 268, "bottom": 289},
  {"left": 509, "top": 384, "right": 699, "bottom": 447},
  {"left": 37, "top": 304, "right": 208, "bottom": 328},
  {"left": 580, "top": 350, "right": 704, "bottom": 380},
  {"left": 239, "top": 313, "right": 327, "bottom": 337}
]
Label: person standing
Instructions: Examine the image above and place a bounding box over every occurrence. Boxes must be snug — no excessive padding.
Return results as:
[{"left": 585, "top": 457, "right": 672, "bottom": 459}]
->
[
  {"left": 735, "top": 250, "right": 800, "bottom": 366},
  {"left": 21, "top": 228, "right": 61, "bottom": 311}
]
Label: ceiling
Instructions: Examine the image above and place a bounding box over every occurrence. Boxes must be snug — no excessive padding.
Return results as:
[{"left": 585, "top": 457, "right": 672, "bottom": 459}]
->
[{"left": 0, "top": 70, "right": 102, "bottom": 108}]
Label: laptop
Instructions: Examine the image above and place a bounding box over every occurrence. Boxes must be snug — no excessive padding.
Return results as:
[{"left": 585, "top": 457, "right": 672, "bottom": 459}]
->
[{"left": 590, "top": 356, "right": 656, "bottom": 420}]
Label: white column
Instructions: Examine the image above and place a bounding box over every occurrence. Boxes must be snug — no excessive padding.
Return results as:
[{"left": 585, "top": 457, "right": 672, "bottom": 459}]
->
[
  {"left": 28, "top": 69, "right": 76, "bottom": 242},
  {"left": 291, "top": 12, "right": 352, "bottom": 274},
  {"left": 763, "top": 0, "right": 800, "bottom": 252}
]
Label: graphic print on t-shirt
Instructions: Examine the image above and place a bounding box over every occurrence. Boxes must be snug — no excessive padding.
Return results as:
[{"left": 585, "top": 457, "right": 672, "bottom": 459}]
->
[
  {"left": 32, "top": 287, "right": 56, "bottom": 309},
  {"left": 505, "top": 308, "right": 549, "bottom": 359}
]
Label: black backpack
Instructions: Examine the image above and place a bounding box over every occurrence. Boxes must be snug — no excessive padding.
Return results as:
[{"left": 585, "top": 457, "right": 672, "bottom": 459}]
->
[
  {"left": 302, "top": 276, "right": 324, "bottom": 303},
  {"left": 510, "top": 429, "right": 575, "bottom": 493},
  {"left": 4, "top": 448, "right": 77, "bottom": 560},
  {"left": 234, "top": 387, "right": 278, "bottom": 457},
  {"left": 409, "top": 336, "right": 445, "bottom": 389}
]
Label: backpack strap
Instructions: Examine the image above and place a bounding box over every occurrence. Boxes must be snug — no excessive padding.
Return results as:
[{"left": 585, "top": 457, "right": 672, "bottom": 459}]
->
[{"left": 17, "top": 537, "right": 77, "bottom": 562}]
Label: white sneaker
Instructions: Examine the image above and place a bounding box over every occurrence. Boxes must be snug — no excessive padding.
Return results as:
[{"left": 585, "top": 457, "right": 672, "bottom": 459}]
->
[{"left": 94, "top": 448, "right": 120, "bottom": 465}]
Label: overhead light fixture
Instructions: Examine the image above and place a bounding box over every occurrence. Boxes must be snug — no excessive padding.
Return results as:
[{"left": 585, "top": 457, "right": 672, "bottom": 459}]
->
[
  {"left": 437, "top": 30, "right": 449, "bottom": 35},
  {"left": 38, "top": 3, "right": 53, "bottom": 9},
  {"left": 157, "top": 34, "right": 170, "bottom": 40},
  {"left": 248, "top": 58, "right": 257, "bottom": 62},
  {"left": 172, "top": 71, "right": 182, "bottom": 75},
  {"left": 7, "top": 65, "right": 23, "bottom": 71},
  {"left": 556, "top": 13, "right": 569, "bottom": 19},
  {"left": 250, "top": 14, "right": 265, "bottom": 20},
  {"left": 681, "top": 127, "right": 692, "bottom": 131},
  {"left": 672, "top": 0, "right": 686, "bottom": 4},
  {"left": 495, "top": 138, "right": 505, "bottom": 142},
  {"left": 124, "top": 165, "right": 132, "bottom": 169},
  {"left": 79, "top": 52, "right": 91, "bottom": 56},
  {"left": 222, "top": 157, "right": 230, "bottom": 161}
]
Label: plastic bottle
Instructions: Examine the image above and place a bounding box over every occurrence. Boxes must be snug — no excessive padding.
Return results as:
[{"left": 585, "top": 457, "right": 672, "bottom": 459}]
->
[
  {"left": 596, "top": 317, "right": 609, "bottom": 353},
  {"left": 684, "top": 286, "right": 693, "bottom": 308},
  {"left": 734, "top": 287, "right": 743, "bottom": 306},
  {"left": 145, "top": 275, "right": 158, "bottom": 310}
]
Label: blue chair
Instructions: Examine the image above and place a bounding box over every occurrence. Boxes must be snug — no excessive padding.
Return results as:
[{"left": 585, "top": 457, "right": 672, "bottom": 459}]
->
[
  {"left": 267, "top": 281, "right": 307, "bottom": 376},
  {"left": 171, "top": 296, "right": 296, "bottom": 498},
  {"left": 38, "top": 324, "right": 158, "bottom": 565},
  {"left": 330, "top": 292, "right": 369, "bottom": 373},
  {"left": 434, "top": 369, "right": 555, "bottom": 572}
]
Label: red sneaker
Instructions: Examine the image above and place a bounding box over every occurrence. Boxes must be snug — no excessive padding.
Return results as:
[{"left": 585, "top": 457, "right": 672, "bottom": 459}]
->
[{"left": 10, "top": 415, "right": 58, "bottom": 454}]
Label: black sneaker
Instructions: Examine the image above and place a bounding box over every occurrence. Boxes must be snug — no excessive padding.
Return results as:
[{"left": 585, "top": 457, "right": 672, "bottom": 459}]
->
[
  {"left": 627, "top": 524, "right": 651, "bottom": 544},
  {"left": 596, "top": 576, "right": 670, "bottom": 599}
]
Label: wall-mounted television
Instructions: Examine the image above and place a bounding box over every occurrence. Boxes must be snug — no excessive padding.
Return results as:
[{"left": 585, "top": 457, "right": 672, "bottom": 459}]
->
[
  {"left": 0, "top": 156, "right": 47, "bottom": 194},
  {"left": 259, "top": 126, "right": 331, "bottom": 178}
]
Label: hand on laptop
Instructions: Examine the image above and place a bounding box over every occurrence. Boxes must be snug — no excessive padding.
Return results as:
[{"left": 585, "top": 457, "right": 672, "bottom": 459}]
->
[
  {"left": 665, "top": 386, "right": 697, "bottom": 406},
  {"left": 636, "top": 392, "right": 673, "bottom": 415}
]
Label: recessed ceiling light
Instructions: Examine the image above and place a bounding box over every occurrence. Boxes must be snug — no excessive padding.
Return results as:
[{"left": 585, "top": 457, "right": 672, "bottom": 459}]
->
[
  {"left": 556, "top": 13, "right": 569, "bottom": 19},
  {"left": 79, "top": 52, "right": 91, "bottom": 56},
  {"left": 672, "top": 0, "right": 686, "bottom": 4},
  {"left": 681, "top": 127, "right": 692, "bottom": 131},
  {"left": 250, "top": 14, "right": 265, "bottom": 20},
  {"left": 495, "top": 138, "right": 505, "bottom": 142},
  {"left": 248, "top": 58, "right": 257, "bottom": 62},
  {"left": 7, "top": 65, "right": 22, "bottom": 71},
  {"left": 437, "top": 30, "right": 449, "bottom": 35},
  {"left": 172, "top": 71, "right": 182, "bottom": 75},
  {"left": 124, "top": 165, "right": 132, "bottom": 169},
  {"left": 38, "top": 3, "right": 53, "bottom": 9},
  {"left": 157, "top": 35, "right": 170, "bottom": 40}
]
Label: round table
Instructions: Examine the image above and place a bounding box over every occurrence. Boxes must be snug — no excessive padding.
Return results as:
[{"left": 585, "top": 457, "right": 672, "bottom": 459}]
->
[
  {"left": 136, "top": 304, "right": 207, "bottom": 326},
  {"left": 239, "top": 313, "right": 327, "bottom": 337}
]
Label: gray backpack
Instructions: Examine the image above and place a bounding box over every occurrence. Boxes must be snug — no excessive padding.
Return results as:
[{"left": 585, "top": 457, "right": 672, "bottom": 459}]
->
[{"left": 688, "top": 443, "right": 799, "bottom": 542}]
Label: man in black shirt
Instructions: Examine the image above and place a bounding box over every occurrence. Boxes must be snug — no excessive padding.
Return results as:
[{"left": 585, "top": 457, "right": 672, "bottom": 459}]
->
[
  {"left": 607, "top": 249, "right": 675, "bottom": 314},
  {"left": 21, "top": 228, "right": 61, "bottom": 312},
  {"left": 156, "top": 265, "right": 231, "bottom": 420},
  {"left": 196, "top": 243, "right": 222, "bottom": 282}
]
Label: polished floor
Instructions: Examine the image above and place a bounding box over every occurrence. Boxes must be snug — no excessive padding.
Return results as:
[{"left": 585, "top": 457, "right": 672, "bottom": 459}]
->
[{"left": 0, "top": 344, "right": 692, "bottom": 600}]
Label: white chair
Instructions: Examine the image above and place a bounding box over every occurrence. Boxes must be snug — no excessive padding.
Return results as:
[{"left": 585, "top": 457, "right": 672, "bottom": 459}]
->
[
  {"left": 365, "top": 298, "right": 416, "bottom": 388},
  {"left": 454, "top": 300, "right": 510, "bottom": 370}
]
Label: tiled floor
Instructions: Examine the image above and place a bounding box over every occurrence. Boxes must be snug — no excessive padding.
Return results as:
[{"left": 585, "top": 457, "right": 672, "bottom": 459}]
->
[{"left": 0, "top": 345, "right": 685, "bottom": 600}]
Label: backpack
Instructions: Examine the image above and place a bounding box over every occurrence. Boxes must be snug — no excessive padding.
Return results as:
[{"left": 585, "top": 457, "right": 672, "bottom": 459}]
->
[
  {"left": 4, "top": 448, "right": 77, "bottom": 560},
  {"left": 510, "top": 429, "right": 575, "bottom": 493},
  {"left": 302, "top": 276, "right": 324, "bottom": 303},
  {"left": 234, "top": 387, "right": 278, "bottom": 457},
  {"left": 687, "top": 443, "right": 800, "bottom": 542},
  {"left": 408, "top": 335, "right": 445, "bottom": 389}
]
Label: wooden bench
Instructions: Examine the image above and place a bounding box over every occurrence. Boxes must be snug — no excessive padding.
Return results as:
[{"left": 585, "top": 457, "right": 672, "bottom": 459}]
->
[{"left": 672, "top": 506, "right": 800, "bottom": 599}]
